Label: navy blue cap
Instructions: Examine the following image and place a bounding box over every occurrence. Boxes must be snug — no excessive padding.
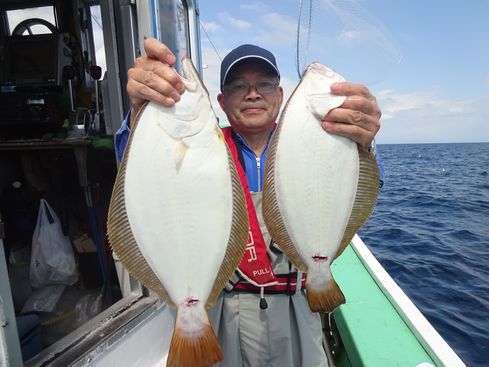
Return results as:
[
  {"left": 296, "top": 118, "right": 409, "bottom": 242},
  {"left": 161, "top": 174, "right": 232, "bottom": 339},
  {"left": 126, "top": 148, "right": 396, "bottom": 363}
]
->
[{"left": 220, "top": 44, "right": 280, "bottom": 91}]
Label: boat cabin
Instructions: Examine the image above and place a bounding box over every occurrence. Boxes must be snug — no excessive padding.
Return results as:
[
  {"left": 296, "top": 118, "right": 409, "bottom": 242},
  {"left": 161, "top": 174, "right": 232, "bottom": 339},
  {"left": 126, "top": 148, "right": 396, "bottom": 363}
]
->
[{"left": 0, "top": 0, "right": 201, "bottom": 365}]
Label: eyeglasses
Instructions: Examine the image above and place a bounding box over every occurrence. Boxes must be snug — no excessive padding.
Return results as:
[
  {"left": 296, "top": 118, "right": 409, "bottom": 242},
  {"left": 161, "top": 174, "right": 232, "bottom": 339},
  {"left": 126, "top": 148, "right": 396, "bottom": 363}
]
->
[{"left": 224, "top": 78, "right": 279, "bottom": 98}]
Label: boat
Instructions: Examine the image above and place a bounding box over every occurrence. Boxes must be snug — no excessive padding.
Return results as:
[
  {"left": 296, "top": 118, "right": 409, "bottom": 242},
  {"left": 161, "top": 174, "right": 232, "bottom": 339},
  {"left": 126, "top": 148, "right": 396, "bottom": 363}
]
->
[
  {"left": 1, "top": 235, "right": 466, "bottom": 366},
  {"left": 327, "top": 235, "right": 466, "bottom": 367},
  {"left": 0, "top": 0, "right": 466, "bottom": 366}
]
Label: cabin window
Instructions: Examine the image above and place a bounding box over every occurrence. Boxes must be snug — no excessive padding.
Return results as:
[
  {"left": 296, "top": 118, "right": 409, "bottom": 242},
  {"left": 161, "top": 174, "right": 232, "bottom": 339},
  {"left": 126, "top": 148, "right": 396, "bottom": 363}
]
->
[
  {"left": 79, "top": 2, "right": 107, "bottom": 78},
  {"left": 175, "top": 0, "right": 190, "bottom": 61},
  {"left": 6, "top": 6, "right": 57, "bottom": 35},
  {"left": 90, "top": 4, "right": 107, "bottom": 77}
]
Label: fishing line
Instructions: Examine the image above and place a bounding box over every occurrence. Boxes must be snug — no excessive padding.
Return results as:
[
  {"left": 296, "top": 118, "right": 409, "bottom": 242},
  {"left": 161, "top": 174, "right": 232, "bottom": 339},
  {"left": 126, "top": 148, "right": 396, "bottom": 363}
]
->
[
  {"left": 295, "top": 0, "right": 402, "bottom": 85},
  {"left": 200, "top": 22, "right": 222, "bottom": 61},
  {"left": 295, "top": 0, "right": 313, "bottom": 78}
]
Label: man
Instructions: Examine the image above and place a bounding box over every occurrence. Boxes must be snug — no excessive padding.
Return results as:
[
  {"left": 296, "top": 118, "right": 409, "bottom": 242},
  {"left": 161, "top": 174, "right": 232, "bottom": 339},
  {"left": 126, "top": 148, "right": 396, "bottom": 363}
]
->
[{"left": 116, "top": 38, "right": 382, "bottom": 367}]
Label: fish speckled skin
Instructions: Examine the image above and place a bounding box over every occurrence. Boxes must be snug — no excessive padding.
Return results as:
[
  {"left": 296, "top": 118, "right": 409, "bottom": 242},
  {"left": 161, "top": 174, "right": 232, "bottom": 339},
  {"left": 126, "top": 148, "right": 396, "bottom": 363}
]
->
[
  {"left": 107, "top": 59, "right": 248, "bottom": 367},
  {"left": 263, "top": 63, "right": 379, "bottom": 313}
]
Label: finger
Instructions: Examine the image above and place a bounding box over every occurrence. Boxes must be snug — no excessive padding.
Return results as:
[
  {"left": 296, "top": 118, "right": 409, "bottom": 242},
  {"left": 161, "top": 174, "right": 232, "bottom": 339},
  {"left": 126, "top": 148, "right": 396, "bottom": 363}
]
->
[
  {"left": 127, "top": 68, "right": 180, "bottom": 107},
  {"left": 132, "top": 57, "right": 185, "bottom": 94},
  {"left": 127, "top": 79, "right": 177, "bottom": 131},
  {"left": 144, "top": 38, "right": 177, "bottom": 66},
  {"left": 338, "top": 95, "right": 381, "bottom": 119},
  {"left": 327, "top": 82, "right": 381, "bottom": 148},
  {"left": 331, "top": 82, "right": 372, "bottom": 98},
  {"left": 322, "top": 120, "right": 375, "bottom": 149},
  {"left": 324, "top": 107, "right": 380, "bottom": 134},
  {"left": 127, "top": 78, "right": 177, "bottom": 106},
  {"left": 130, "top": 60, "right": 184, "bottom": 95},
  {"left": 329, "top": 81, "right": 381, "bottom": 121}
]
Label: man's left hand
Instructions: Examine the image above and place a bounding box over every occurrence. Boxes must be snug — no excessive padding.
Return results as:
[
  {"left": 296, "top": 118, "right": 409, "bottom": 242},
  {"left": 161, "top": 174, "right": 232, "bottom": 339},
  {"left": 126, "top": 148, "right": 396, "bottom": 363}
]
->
[{"left": 322, "top": 82, "right": 381, "bottom": 150}]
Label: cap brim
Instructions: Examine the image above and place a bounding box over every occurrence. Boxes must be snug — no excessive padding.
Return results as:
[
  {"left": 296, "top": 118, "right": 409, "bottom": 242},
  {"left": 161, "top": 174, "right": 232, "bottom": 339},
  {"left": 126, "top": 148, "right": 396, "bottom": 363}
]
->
[{"left": 221, "top": 55, "right": 280, "bottom": 89}]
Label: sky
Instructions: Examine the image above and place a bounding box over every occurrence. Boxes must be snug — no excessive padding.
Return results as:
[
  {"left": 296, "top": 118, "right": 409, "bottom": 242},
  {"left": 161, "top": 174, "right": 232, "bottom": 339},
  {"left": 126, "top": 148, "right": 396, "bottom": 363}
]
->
[{"left": 197, "top": 0, "right": 489, "bottom": 144}]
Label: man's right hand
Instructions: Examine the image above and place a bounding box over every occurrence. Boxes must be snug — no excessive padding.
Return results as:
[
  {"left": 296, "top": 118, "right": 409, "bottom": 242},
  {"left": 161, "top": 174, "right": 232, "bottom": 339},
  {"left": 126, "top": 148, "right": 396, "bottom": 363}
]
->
[{"left": 126, "top": 38, "right": 186, "bottom": 128}]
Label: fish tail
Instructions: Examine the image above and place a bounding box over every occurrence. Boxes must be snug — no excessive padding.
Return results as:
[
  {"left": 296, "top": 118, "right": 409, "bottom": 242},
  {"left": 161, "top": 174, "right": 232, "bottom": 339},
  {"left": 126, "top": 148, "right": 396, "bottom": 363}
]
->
[
  {"left": 167, "top": 303, "right": 223, "bottom": 367},
  {"left": 305, "top": 272, "right": 345, "bottom": 313}
]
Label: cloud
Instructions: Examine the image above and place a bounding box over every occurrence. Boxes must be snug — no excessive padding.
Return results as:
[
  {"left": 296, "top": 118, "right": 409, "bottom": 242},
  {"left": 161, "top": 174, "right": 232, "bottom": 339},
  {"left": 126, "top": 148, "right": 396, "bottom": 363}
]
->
[
  {"left": 240, "top": 3, "right": 270, "bottom": 13},
  {"left": 201, "top": 46, "right": 227, "bottom": 124},
  {"left": 201, "top": 21, "right": 221, "bottom": 33},
  {"left": 255, "top": 12, "right": 297, "bottom": 46},
  {"left": 218, "top": 11, "right": 251, "bottom": 30},
  {"left": 378, "top": 89, "right": 475, "bottom": 119},
  {"left": 376, "top": 89, "right": 489, "bottom": 143}
]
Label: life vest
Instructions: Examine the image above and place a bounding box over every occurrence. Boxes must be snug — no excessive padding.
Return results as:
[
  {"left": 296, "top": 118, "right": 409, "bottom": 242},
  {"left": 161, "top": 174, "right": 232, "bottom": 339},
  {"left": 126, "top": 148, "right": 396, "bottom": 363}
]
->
[{"left": 222, "top": 127, "right": 306, "bottom": 294}]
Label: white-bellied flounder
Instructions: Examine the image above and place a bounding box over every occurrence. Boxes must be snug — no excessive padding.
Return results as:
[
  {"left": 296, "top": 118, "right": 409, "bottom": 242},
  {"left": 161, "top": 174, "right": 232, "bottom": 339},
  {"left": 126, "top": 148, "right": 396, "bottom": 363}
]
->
[
  {"left": 263, "top": 62, "right": 379, "bottom": 313},
  {"left": 107, "top": 59, "right": 248, "bottom": 367}
]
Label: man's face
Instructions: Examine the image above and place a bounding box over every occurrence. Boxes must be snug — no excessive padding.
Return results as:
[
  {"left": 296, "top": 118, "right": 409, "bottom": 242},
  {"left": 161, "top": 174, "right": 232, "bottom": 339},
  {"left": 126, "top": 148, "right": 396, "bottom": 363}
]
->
[{"left": 218, "top": 62, "right": 283, "bottom": 135}]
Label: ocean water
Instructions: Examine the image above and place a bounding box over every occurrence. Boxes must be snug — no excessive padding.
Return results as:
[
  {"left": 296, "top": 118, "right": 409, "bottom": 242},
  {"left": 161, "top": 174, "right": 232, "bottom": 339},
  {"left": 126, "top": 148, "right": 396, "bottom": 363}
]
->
[{"left": 358, "top": 143, "right": 489, "bottom": 366}]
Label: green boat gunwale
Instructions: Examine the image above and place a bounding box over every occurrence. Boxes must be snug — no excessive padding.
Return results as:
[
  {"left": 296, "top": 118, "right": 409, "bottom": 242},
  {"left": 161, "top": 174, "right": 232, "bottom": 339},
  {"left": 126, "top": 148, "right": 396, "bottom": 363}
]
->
[{"left": 330, "top": 235, "right": 466, "bottom": 367}]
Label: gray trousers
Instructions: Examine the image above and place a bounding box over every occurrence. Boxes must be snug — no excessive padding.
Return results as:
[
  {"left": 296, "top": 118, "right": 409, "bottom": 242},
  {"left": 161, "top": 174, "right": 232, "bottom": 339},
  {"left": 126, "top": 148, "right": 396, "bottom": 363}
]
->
[{"left": 208, "top": 291, "right": 328, "bottom": 367}]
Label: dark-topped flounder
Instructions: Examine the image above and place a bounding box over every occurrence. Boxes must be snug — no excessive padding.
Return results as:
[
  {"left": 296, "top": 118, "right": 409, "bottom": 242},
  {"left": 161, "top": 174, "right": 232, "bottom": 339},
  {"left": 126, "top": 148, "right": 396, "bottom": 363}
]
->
[
  {"left": 107, "top": 59, "right": 248, "bottom": 367},
  {"left": 263, "top": 62, "right": 379, "bottom": 313}
]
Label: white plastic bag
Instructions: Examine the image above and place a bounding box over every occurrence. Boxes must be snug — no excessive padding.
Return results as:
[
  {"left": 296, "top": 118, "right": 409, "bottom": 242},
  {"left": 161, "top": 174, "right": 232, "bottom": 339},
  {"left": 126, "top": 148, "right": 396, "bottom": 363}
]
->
[
  {"left": 30, "top": 199, "right": 78, "bottom": 288},
  {"left": 21, "top": 285, "right": 66, "bottom": 314}
]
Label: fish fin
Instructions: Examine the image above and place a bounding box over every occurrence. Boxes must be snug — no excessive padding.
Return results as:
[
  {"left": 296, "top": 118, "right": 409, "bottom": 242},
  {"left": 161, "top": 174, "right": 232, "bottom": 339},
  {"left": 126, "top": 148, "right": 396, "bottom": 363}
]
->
[
  {"left": 107, "top": 104, "right": 175, "bottom": 307},
  {"left": 182, "top": 58, "right": 210, "bottom": 96},
  {"left": 262, "top": 119, "right": 308, "bottom": 272},
  {"left": 175, "top": 139, "right": 189, "bottom": 170},
  {"left": 206, "top": 141, "right": 249, "bottom": 308},
  {"left": 167, "top": 304, "right": 223, "bottom": 367},
  {"left": 305, "top": 272, "right": 345, "bottom": 313},
  {"left": 335, "top": 147, "right": 380, "bottom": 258}
]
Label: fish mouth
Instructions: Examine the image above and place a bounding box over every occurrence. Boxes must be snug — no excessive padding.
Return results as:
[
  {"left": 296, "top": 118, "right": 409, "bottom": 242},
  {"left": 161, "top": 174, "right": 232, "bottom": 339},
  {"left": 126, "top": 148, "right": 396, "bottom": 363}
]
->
[
  {"left": 312, "top": 255, "right": 328, "bottom": 262},
  {"left": 184, "top": 298, "right": 200, "bottom": 307}
]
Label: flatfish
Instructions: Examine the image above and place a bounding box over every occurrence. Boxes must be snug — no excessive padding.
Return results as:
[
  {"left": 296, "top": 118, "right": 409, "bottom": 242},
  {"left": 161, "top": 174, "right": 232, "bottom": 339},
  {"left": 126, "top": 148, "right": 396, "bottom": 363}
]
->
[
  {"left": 263, "top": 62, "right": 379, "bottom": 313},
  {"left": 107, "top": 59, "right": 248, "bottom": 366}
]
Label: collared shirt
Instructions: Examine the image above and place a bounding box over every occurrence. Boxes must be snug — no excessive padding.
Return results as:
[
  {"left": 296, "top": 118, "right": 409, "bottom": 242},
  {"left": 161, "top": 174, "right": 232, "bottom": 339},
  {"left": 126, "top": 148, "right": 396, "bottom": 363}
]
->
[
  {"left": 114, "top": 113, "right": 131, "bottom": 163},
  {"left": 230, "top": 131, "right": 272, "bottom": 192}
]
